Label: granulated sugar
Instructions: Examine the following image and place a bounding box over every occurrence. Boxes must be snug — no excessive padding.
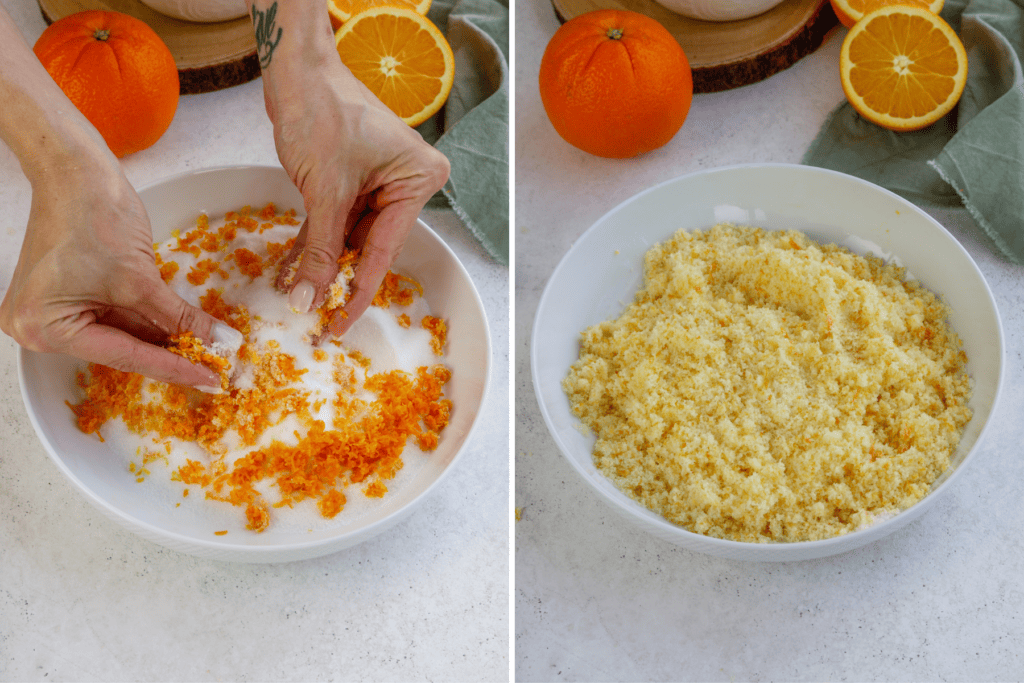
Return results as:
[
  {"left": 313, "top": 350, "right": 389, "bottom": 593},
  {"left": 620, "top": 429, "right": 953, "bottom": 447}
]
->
[{"left": 69, "top": 204, "right": 451, "bottom": 535}]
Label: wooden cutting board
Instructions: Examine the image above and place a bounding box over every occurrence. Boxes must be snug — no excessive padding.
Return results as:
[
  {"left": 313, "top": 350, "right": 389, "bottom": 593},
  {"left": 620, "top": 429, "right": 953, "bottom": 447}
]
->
[
  {"left": 549, "top": 0, "right": 840, "bottom": 93},
  {"left": 37, "top": 0, "right": 260, "bottom": 94}
]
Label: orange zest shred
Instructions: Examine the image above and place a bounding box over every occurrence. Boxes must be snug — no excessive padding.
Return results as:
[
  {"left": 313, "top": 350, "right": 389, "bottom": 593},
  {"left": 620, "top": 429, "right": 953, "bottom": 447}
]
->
[
  {"left": 422, "top": 316, "right": 447, "bottom": 356},
  {"left": 318, "top": 489, "right": 347, "bottom": 517},
  {"left": 364, "top": 480, "right": 388, "bottom": 498},
  {"left": 68, "top": 203, "right": 452, "bottom": 534},
  {"left": 154, "top": 252, "right": 179, "bottom": 284},
  {"left": 199, "top": 288, "right": 251, "bottom": 336},
  {"left": 372, "top": 271, "right": 423, "bottom": 308},
  {"left": 265, "top": 237, "right": 296, "bottom": 266},
  {"left": 231, "top": 248, "right": 264, "bottom": 279},
  {"left": 187, "top": 259, "right": 228, "bottom": 286}
]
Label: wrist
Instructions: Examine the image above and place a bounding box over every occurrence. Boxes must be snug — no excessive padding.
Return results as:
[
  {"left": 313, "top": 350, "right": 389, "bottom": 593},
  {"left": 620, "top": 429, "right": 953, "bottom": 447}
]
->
[
  {"left": 251, "top": 0, "right": 337, "bottom": 75},
  {"left": 28, "top": 119, "right": 119, "bottom": 188},
  {"left": 0, "top": 10, "right": 120, "bottom": 189}
]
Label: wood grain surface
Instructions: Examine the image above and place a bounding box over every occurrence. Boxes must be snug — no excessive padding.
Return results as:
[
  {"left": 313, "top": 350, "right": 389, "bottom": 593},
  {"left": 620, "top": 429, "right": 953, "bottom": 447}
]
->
[
  {"left": 550, "top": 0, "right": 840, "bottom": 92},
  {"left": 37, "top": 0, "right": 260, "bottom": 94}
]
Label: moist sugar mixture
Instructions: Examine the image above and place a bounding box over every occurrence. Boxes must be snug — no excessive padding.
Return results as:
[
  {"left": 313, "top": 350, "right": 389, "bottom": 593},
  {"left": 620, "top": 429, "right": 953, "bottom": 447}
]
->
[
  {"left": 563, "top": 224, "right": 972, "bottom": 543},
  {"left": 69, "top": 204, "right": 451, "bottom": 534}
]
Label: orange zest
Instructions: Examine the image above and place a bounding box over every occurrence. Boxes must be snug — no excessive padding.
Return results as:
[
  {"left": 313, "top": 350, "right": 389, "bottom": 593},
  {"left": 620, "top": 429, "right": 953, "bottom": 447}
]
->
[
  {"left": 422, "top": 315, "right": 447, "bottom": 356},
  {"left": 68, "top": 204, "right": 452, "bottom": 534},
  {"left": 840, "top": 5, "right": 967, "bottom": 132},
  {"left": 167, "top": 331, "right": 232, "bottom": 391}
]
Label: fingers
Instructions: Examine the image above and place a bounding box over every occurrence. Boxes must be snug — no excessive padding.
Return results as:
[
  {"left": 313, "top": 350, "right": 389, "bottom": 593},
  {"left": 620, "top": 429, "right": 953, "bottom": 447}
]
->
[
  {"left": 329, "top": 199, "right": 418, "bottom": 336},
  {"left": 65, "top": 314, "right": 221, "bottom": 390},
  {"left": 127, "top": 276, "right": 234, "bottom": 347},
  {"left": 118, "top": 277, "right": 242, "bottom": 388},
  {"left": 285, "top": 203, "right": 353, "bottom": 313}
]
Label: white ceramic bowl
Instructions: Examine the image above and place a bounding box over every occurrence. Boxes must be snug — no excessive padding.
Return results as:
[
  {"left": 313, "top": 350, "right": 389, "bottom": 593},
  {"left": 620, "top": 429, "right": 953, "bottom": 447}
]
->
[
  {"left": 137, "top": 0, "right": 249, "bottom": 22},
  {"left": 532, "top": 164, "right": 1004, "bottom": 562},
  {"left": 651, "top": 0, "right": 787, "bottom": 21},
  {"left": 19, "top": 165, "right": 491, "bottom": 563}
]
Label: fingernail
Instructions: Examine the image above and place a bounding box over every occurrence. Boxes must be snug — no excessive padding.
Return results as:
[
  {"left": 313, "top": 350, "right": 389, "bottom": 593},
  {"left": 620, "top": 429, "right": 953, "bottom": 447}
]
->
[
  {"left": 289, "top": 280, "right": 316, "bottom": 313},
  {"left": 195, "top": 384, "right": 224, "bottom": 395},
  {"left": 212, "top": 321, "right": 243, "bottom": 351}
]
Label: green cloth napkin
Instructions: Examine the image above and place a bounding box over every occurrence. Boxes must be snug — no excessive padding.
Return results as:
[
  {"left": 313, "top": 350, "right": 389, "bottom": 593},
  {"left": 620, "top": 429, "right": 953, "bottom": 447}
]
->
[
  {"left": 417, "top": 0, "right": 509, "bottom": 265},
  {"left": 802, "top": 0, "right": 1024, "bottom": 264}
]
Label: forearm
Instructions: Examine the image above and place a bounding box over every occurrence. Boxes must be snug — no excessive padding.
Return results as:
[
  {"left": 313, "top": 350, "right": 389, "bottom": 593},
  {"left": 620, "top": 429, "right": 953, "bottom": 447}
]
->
[{"left": 0, "top": 8, "right": 117, "bottom": 188}]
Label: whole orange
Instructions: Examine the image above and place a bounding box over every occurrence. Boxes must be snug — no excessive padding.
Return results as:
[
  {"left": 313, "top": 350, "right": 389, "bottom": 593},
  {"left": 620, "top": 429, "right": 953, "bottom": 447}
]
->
[
  {"left": 538, "top": 10, "right": 692, "bottom": 159},
  {"left": 33, "top": 10, "right": 180, "bottom": 158}
]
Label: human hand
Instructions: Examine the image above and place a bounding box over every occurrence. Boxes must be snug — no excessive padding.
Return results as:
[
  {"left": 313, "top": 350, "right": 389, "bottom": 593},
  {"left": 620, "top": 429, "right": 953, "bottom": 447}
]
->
[
  {"left": 0, "top": 6, "right": 235, "bottom": 390},
  {"left": 257, "top": 4, "right": 450, "bottom": 336},
  {"left": 0, "top": 161, "right": 239, "bottom": 391}
]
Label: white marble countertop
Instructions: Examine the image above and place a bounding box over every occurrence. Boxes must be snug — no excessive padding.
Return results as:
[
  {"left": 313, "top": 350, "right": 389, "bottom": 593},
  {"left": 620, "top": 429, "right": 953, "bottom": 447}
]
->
[
  {"left": 0, "top": 2, "right": 509, "bottom": 680},
  {"left": 515, "top": 2, "right": 1024, "bottom": 681}
]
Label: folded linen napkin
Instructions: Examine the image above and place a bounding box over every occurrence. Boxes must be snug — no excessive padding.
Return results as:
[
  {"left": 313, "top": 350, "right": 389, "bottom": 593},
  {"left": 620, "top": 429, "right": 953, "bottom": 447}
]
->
[
  {"left": 802, "top": 0, "right": 1024, "bottom": 264},
  {"left": 419, "top": 0, "right": 510, "bottom": 265}
]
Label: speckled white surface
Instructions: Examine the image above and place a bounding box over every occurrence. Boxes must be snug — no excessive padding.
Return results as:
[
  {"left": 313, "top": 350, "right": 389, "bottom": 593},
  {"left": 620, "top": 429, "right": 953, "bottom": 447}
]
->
[
  {"left": 515, "top": 1, "right": 1024, "bottom": 680},
  {"left": 0, "top": 2, "right": 509, "bottom": 680}
]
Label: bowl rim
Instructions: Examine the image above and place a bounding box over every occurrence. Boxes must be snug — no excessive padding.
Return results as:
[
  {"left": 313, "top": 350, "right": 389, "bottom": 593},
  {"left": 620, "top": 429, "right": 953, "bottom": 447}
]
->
[
  {"left": 531, "top": 162, "right": 1006, "bottom": 557},
  {"left": 651, "top": 0, "right": 788, "bottom": 21},
  {"left": 18, "top": 163, "right": 493, "bottom": 559}
]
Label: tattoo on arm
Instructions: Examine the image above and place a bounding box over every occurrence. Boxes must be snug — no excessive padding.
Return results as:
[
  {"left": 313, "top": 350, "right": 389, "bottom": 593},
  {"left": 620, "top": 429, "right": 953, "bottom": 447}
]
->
[{"left": 252, "top": 2, "right": 283, "bottom": 69}]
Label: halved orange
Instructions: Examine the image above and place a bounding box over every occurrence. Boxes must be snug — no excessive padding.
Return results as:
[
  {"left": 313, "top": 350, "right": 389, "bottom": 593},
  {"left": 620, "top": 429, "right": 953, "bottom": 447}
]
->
[
  {"left": 335, "top": 6, "right": 454, "bottom": 127},
  {"left": 830, "top": 0, "right": 943, "bottom": 28},
  {"left": 840, "top": 4, "right": 967, "bottom": 132},
  {"left": 327, "top": 0, "right": 431, "bottom": 30}
]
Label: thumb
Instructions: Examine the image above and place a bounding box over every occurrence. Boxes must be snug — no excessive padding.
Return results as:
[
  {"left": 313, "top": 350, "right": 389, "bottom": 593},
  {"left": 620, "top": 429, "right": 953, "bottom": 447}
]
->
[{"left": 286, "top": 205, "right": 353, "bottom": 314}]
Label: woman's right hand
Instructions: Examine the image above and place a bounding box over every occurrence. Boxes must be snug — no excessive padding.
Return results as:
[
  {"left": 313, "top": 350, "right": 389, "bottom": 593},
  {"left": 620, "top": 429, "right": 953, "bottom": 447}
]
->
[
  {"left": 0, "top": 6, "right": 234, "bottom": 391},
  {"left": 0, "top": 156, "right": 235, "bottom": 392}
]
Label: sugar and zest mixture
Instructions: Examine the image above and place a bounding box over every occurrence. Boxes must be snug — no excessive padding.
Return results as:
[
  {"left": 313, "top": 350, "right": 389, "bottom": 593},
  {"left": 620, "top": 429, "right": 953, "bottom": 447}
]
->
[
  {"left": 68, "top": 204, "right": 452, "bottom": 533},
  {"left": 563, "top": 224, "right": 972, "bottom": 543}
]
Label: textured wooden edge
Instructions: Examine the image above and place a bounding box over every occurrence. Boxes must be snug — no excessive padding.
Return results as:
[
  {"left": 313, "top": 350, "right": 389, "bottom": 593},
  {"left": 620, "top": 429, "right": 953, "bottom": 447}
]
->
[
  {"left": 690, "top": 0, "right": 839, "bottom": 92},
  {"left": 37, "top": 1, "right": 261, "bottom": 95},
  {"left": 550, "top": 1, "right": 840, "bottom": 93},
  {"left": 177, "top": 53, "right": 261, "bottom": 95}
]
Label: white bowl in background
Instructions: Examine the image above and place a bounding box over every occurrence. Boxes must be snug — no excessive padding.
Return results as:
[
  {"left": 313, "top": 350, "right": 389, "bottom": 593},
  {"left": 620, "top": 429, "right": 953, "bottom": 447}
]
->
[
  {"left": 137, "top": 0, "right": 249, "bottom": 22},
  {"left": 532, "top": 163, "right": 1004, "bottom": 562},
  {"left": 19, "top": 165, "right": 491, "bottom": 563},
  {"left": 652, "top": 0, "right": 787, "bottom": 21}
]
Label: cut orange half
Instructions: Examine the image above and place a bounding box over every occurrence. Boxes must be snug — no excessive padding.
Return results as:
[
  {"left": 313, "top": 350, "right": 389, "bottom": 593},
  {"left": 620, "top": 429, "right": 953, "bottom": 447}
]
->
[
  {"left": 830, "top": 0, "right": 943, "bottom": 28},
  {"left": 335, "top": 6, "right": 454, "bottom": 127},
  {"left": 327, "top": 0, "right": 432, "bottom": 30},
  {"left": 840, "top": 5, "right": 967, "bottom": 132}
]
